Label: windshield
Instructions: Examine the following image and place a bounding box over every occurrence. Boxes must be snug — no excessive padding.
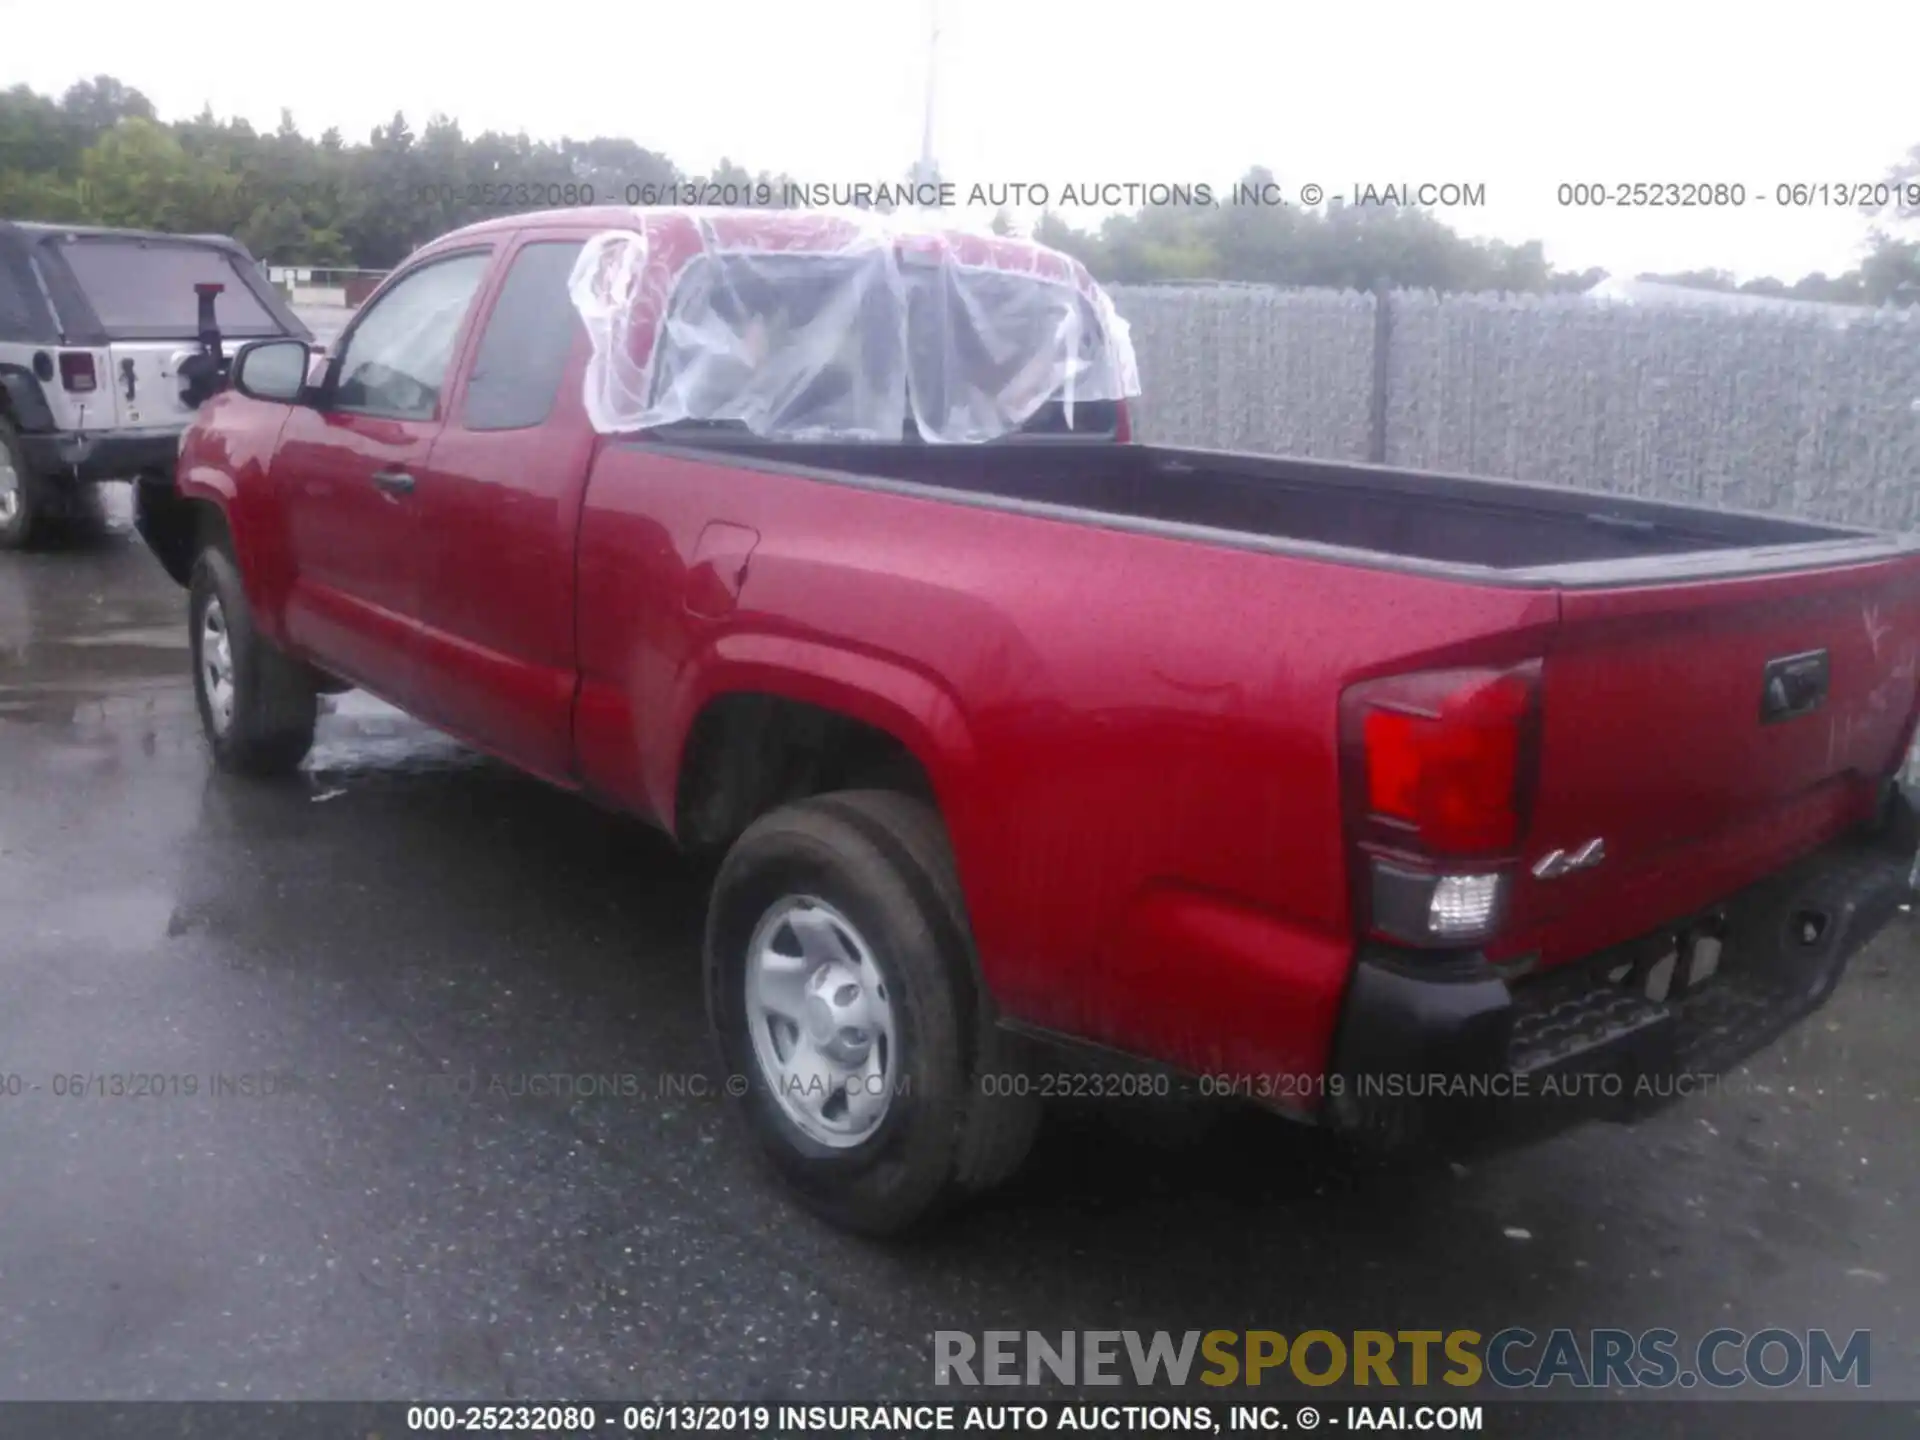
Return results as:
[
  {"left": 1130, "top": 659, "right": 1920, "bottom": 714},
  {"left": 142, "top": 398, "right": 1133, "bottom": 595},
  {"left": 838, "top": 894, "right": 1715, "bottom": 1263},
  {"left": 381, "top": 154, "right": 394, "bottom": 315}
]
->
[
  {"left": 570, "top": 212, "right": 1139, "bottom": 443},
  {"left": 56, "top": 239, "right": 280, "bottom": 341}
]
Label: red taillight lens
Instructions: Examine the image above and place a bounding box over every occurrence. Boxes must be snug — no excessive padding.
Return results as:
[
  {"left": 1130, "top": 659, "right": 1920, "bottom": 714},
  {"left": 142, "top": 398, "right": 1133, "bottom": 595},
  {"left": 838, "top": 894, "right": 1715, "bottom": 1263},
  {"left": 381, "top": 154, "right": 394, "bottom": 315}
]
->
[
  {"left": 1353, "top": 665, "right": 1538, "bottom": 856},
  {"left": 58, "top": 351, "right": 97, "bottom": 393}
]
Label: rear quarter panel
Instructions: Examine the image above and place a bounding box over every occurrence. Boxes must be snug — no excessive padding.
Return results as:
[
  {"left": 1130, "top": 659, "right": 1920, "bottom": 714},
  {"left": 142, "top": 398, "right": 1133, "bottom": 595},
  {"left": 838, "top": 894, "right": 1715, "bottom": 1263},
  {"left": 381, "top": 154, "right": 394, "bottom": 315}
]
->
[{"left": 575, "top": 448, "right": 1558, "bottom": 1085}]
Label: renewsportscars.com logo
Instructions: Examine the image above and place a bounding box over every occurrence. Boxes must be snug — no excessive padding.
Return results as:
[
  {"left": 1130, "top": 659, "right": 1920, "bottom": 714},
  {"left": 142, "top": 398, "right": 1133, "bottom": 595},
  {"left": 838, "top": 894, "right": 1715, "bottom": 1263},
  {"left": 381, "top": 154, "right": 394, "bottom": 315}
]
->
[{"left": 933, "top": 1328, "right": 1872, "bottom": 1390}]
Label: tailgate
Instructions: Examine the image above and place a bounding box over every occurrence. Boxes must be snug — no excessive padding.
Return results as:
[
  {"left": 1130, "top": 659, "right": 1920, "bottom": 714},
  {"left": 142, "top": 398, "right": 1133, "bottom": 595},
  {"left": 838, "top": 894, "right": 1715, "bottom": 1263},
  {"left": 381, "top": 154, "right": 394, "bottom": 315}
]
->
[
  {"left": 1503, "top": 554, "right": 1920, "bottom": 967},
  {"left": 47, "top": 233, "right": 293, "bottom": 431},
  {"left": 104, "top": 341, "right": 202, "bottom": 430}
]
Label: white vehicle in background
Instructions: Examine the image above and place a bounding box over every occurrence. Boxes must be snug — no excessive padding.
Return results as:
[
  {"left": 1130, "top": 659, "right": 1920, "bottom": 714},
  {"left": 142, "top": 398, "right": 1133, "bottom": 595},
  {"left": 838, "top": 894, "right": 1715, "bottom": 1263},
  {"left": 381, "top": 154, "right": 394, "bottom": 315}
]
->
[{"left": 0, "top": 221, "right": 313, "bottom": 549}]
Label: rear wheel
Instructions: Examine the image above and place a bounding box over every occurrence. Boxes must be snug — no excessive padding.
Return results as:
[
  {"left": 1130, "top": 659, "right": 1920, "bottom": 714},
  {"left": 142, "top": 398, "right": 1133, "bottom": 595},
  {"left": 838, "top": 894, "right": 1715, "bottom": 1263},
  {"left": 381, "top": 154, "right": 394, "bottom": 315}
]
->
[
  {"left": 189, "top": 547, "right": 318, "bottom": 776},
  {"left": 706, "top": 790, "right": 1040, "bottom": 1235},
  {"left": 0, "top": 417, "right": 46, "bottom": 551}
]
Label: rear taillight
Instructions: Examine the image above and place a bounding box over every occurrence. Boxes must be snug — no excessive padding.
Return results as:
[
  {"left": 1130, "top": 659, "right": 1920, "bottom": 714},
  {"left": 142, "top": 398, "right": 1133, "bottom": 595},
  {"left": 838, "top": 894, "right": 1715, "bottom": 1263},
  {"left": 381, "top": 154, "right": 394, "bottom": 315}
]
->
[
  {"left": 1361, "top": 669, "right": 1532, "bottom": 851},
  {"left": 1342, "top": 662, "right": 1542, "bottom": 948},
  {"left": 58, "top": 351, "right": 97, "bottom": 393}
]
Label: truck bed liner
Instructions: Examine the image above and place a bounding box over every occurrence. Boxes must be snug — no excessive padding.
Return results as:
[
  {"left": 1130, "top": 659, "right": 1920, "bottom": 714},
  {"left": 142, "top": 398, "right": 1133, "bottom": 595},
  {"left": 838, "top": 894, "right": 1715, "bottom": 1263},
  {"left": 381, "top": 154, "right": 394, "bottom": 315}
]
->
[{"left": 671, "top": 436, "right": 1885, "bottom": 576}]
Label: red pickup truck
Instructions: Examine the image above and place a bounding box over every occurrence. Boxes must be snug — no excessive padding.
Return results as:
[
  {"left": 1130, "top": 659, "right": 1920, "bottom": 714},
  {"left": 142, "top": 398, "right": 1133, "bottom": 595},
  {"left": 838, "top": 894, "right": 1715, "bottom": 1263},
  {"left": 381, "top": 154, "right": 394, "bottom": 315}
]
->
[{"left": 139, "top": 206, "right": 1920, "bottom": 1234}]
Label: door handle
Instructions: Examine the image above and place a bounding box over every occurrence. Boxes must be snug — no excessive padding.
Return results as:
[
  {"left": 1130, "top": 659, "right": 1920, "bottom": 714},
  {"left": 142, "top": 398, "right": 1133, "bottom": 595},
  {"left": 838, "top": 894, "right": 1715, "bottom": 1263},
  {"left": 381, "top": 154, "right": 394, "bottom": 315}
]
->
[{"left": 371, "top": 469, "right": 417, "bottom": 496}]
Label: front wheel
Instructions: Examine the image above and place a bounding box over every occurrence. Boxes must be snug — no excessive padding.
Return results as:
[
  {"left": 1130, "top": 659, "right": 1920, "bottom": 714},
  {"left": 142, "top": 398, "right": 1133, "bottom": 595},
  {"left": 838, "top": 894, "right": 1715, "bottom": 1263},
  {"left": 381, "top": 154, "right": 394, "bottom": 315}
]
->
[
  {"left": 189, "top": 547, "right": 318, "bottom": 776},
  {"left": 706, "top": 790, "right": 1040, "bottom": 1235}
]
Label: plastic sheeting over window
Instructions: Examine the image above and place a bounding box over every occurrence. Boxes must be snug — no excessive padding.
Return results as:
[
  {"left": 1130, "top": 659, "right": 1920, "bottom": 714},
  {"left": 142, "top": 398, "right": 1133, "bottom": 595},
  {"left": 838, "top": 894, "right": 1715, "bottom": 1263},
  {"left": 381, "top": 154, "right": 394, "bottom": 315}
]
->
[{"left": 567, "top": 209, "right": 1139, "bottom": 443}]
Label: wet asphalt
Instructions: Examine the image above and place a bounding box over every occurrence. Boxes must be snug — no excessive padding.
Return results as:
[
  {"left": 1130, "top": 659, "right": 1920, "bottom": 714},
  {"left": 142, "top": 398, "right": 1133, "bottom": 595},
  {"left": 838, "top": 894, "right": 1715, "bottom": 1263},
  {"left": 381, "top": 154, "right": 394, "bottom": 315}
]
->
[{"left": 0, "top": 499, "right": 1916, "bottom": 1414}]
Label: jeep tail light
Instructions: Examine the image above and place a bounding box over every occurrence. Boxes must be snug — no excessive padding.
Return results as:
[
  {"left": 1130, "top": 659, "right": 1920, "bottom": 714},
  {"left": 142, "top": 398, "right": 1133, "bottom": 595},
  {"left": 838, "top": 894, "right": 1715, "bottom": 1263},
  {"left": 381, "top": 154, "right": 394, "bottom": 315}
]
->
[
  {"left": 59, "top": 351, "right": 98, "bottom": 393},
  {"left": 1342, "top": 662, "right": 1542, "bottom": 947}
]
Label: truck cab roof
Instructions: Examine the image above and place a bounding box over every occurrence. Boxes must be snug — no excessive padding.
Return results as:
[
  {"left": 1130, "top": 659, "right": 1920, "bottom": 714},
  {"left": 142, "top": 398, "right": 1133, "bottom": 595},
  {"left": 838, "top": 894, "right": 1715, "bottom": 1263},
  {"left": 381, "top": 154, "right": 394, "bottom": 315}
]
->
[
  {"left": 430, "top": 205, "right": 1078, "bottom": 269},
  {"left": 419, "top": 207, "right": 1139, "bottom": 443}
]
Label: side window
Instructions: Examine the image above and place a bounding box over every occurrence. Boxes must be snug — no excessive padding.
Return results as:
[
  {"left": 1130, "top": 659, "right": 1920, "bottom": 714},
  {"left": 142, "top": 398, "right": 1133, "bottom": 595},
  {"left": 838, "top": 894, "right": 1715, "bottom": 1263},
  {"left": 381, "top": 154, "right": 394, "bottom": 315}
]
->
[
  {"left": 0, "top": 246, "right": 54, "bottom": 340},
  {"left": 462, "top": 240, "right": 586, "bottom": 431},
  {"left": 332, "top": 251, "right": 490, "bottom": 421}
]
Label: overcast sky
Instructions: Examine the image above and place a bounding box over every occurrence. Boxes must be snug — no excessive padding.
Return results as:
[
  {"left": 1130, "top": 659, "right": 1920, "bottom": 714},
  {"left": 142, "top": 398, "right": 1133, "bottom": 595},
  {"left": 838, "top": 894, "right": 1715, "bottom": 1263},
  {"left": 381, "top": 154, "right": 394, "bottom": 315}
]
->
[{"left": 5, "top": 0, "right": 1916, "bottom": 281}]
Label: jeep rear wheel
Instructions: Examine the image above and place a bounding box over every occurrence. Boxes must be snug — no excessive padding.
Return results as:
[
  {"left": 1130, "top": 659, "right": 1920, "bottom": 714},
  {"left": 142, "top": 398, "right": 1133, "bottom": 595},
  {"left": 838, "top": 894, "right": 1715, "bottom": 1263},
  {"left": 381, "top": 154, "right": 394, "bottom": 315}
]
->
[{"left": 0, "top": 417, "right": 45, "bottom": 551}]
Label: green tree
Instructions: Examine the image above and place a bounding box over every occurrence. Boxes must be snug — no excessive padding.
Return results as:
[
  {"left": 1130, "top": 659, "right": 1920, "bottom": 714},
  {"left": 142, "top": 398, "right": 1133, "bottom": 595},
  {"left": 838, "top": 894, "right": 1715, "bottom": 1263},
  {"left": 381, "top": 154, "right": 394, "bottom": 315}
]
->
[
  {"left": 74, "top": 118, "right": 230, "bottom": 232},
  {"left": 59, "top": 76, "right": 156, "bottom": 135},
  {"left": 1547, "top": 266, "right": 1608, "bottom": 294},
  {"left": 0, "top": 166, "right": 87, "bottom": 224},
  {"left": 562, "top": 135, "right": 678, "bottom": 204},
  {"left": 1, "top": 85, "right": 91, "bottom": 175},
  {"left": 240, "top": 197, "right": 317, "bottom": 264},
  {"left": 1032, "top": 209, "right": 1100, "bottom": 268},
  {"left": 1860, "top": 236, "right": 1920, "bottom": 306}
]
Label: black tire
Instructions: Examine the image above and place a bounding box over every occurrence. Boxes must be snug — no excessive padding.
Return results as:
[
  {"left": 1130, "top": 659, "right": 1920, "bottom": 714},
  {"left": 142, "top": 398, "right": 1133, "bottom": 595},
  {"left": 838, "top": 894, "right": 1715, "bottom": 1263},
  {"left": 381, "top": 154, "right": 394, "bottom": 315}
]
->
[
  {"left": 706, "top": 790, "right": 1041, "bottom": 1235},
  {"left": 0, "top": 416, "right": 47, "bottom": 551},
  {"left": 813, "top": 790, "right": 1043, "bottom": 1192},
  {"left": 188, "top": 546, "right": 319, "bottom": 777}
]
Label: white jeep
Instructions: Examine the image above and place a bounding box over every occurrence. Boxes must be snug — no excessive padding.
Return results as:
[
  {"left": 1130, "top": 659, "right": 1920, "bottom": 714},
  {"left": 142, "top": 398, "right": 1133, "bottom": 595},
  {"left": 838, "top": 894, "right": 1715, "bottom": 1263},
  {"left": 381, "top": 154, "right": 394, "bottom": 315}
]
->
[{"left": 0, "top": 221, "right": 313, "bottom": 548}]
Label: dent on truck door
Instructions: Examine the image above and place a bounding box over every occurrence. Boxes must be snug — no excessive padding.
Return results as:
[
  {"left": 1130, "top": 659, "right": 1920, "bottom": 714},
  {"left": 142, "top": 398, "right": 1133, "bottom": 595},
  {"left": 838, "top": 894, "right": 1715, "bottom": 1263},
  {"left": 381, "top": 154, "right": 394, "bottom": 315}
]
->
[{"left": 276, "top": 250, "right": 491, "bottom": 708}]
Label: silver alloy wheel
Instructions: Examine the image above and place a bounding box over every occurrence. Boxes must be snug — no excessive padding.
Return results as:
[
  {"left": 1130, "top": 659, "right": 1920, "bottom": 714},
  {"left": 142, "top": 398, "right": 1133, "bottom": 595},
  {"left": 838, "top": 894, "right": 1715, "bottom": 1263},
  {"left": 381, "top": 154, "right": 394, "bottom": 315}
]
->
[
  {"left": 0, "top": 447, "right": 19, "bottom": 526},
  {"left": 200, "top": 598, "right": 236, "bottom": 736},
  {"left": 743, "top": 895, "right": 897, "bottom": 1149}
]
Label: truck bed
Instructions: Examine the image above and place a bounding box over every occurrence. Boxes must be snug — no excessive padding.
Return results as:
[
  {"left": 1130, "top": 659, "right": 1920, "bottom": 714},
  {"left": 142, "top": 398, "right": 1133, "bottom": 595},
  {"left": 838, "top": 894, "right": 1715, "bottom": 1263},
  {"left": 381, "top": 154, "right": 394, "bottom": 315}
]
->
[
  {"left": 666, "top": 436, "right": 1890, "bottom": 580},
  {"left": 612, "top": 428, "right": 1920, "bottom": 985}
]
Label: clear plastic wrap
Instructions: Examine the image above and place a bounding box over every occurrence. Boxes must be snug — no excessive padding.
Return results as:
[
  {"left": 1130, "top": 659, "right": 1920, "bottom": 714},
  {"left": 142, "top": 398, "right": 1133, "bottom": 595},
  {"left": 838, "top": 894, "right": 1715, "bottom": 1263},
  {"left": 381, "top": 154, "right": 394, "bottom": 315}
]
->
[{"left": 568, "top": 209, "right": 1139, "bottom": 443}]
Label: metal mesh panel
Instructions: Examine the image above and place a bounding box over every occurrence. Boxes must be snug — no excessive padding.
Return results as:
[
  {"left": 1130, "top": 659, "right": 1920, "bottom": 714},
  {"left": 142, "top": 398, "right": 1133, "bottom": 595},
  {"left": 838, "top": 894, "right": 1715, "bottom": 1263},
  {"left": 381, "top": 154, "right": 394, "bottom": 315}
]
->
[
  {"left": 1108, "top": 285, "right": 1374, "bottom": 459},
  {"left": 1385, "top": 293, "right": 1920, "bottom": 533},
  {"left": 1110, "top": 283, "right": 1920, "bottom": 529}
]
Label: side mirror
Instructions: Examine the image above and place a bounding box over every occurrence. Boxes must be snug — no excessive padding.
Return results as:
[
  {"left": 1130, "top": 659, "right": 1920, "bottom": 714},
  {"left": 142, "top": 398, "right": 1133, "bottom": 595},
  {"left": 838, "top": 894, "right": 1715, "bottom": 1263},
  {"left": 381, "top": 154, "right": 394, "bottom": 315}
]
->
[{"left": 231, "top": 339, "right": 313, "bottom": 404}]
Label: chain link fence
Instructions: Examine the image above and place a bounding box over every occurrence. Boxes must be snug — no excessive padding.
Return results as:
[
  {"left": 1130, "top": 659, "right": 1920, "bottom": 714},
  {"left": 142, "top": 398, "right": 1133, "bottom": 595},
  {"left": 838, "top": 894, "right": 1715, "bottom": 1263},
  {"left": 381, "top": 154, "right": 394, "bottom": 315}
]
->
[{"left": 1110, "top": 283, "right": 1920, "bottom": 534}]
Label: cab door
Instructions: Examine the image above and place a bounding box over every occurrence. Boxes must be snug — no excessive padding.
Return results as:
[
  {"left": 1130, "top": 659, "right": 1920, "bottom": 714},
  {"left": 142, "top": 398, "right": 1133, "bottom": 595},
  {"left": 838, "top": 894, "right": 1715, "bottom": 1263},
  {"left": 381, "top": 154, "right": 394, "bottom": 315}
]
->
[
  {"left": 408, "top": 234, "right": 595, "bottom": 780},
  {"left": 275, "top": 249, "right": 493, "bottom": 707}
]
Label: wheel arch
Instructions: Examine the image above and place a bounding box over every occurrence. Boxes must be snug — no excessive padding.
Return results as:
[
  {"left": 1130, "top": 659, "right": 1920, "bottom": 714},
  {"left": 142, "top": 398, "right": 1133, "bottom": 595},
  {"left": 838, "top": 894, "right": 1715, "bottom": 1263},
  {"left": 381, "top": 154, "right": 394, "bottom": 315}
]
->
[
  {"left": 136, "top": 479, "right": 236, "bottom": 588},
  {"left": 672, "top": 688, "right": 947, "bottom": 856},
  {"left": 666, "top": 635, "right": 978, "bottom": 855}
]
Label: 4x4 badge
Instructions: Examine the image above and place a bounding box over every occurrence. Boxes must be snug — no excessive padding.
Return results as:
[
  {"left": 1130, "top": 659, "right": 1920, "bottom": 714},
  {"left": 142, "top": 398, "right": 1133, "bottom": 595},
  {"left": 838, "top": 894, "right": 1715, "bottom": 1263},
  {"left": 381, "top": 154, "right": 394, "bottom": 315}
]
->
[{"left": 1533, "top": 838, "right": 1606, "bottom": 879}]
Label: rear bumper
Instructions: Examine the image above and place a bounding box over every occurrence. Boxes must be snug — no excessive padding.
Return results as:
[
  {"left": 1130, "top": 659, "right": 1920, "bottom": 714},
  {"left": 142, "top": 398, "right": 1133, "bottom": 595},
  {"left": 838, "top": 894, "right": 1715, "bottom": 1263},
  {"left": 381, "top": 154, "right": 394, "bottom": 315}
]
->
[
  {"left": 18, "top": 429, "right": 180, "bottom": 485},
  {"left": 1325, "top": 787, "right": 1917, "bottom": 1150}
]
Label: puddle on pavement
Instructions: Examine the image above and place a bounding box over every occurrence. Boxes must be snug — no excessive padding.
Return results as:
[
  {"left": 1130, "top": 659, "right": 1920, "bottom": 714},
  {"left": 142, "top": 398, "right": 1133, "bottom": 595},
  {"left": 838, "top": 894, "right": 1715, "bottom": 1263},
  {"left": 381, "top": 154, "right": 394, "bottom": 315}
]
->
[
  {"left": 0, "top": 686, "right": 480, "bottom": 785},
  {"left": 305, "top": 693, "right": 477, "bottom": 780},
  {"left": 3, "top": 536, "right": 477, "bottom": 781},
  {"left": 34, "top": 885, "right": 181, "bottom": 955},
  {"left": 60, "top": 626, "right": 188, "bottom": 650},
  {"left": 1, "top": 523, "right": 191, "bottom": 722}
]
